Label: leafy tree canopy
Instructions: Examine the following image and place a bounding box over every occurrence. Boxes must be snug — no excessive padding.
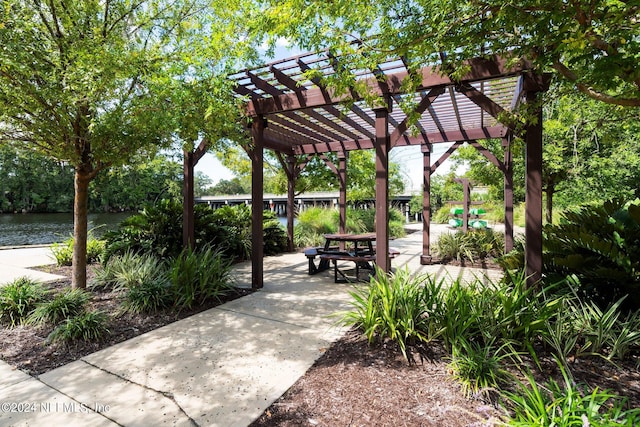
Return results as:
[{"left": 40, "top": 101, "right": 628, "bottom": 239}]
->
[
  {"left": 0, "top": 0, "right": 258, "bottom": 288},
  {"left": 256, "top": 0, "right": 640, "bottom": 107}
]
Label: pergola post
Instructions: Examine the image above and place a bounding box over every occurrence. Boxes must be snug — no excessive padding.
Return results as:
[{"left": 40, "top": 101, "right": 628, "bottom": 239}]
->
[
  {"left": 250, "top": 117, "right": 265, "bottom": 289},
  {"left": 503, "top": 137, "right": 514, "bottom": 253},
  {"left": 525, "top": 93, "right": 543, "bottom": 285},
  {"left": 338, "top": 151, "right": 347, "bottom": 235},
  {"left": 374, "top": 101, "right": 391, "bottom": 273},
  {"left": 286, "top": 154, "right": 296, "bottom": 252},
  {"left": 421, "top": 143, "right": 432, "bottom": 264},
  {"left": 461, "top": 179, "right": 470, "bottom": 233}
]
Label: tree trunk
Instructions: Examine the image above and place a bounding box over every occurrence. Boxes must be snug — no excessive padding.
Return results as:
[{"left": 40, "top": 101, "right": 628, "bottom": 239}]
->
[
  {"left": 183, "top": 150, "right": 195, "bottom": 249},
  {"left": 545, "top": 180, "right": 555, "bottom": 225},
  {"left": 72, "top": 170, "right": 91, "bottom": 289}
]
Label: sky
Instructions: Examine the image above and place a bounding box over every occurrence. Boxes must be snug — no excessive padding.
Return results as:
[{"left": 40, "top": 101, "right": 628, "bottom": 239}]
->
[{"left": 194, "top": 40, "right": 461, "bottom": 194}]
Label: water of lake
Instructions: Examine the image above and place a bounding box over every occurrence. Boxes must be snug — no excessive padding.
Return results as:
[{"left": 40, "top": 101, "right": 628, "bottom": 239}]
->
[
  {"left": 0, "top": 212, "right": 290, "bottom": 247},
  {"left": 0, "top": 212, "right": 131, "bottom": 247}
]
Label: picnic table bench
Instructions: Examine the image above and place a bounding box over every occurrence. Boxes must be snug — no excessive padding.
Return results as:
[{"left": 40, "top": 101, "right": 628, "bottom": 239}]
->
[{"left": 305, "top": 245, "right": 401, "bottom": 282}]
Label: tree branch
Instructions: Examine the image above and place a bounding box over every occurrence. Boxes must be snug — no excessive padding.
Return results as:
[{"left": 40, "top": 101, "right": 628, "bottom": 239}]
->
[{"left": 552, "top": 61, "right": 640, "bottom": 107}]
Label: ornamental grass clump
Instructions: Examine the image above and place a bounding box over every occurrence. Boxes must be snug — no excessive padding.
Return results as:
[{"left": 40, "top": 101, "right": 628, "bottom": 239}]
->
[
  {"left": 27, "top": 289, "right": 90, "bottom": 326},
  {"left": 542, "top": 280, "right": 640, "bottom": 363},
  {"left": 120, "top": 278, "right": 173, "bottom": 314},
  {"left": 434, "top": 229, "right": 503, "bottom": 264},
  {"left": 169, "top": 245, "right": 234, "bottom": 310},
  {"left": 47, "top": 310, "right": 110, "bottom": 343},
  {"left": 448, "top": 336, "right": 514, "bottom": 399},
  {"left": 90, "top": 251, "right": 166, "bottom": 292},
  {"left": 0, "top": 277, "right": 48, "bottom": 326},
  {"left": 338, "top": 267, "right": 445, "bottom": 360},
  {"left": 502, "top": 359, "right": 640, "bottom": 426}
]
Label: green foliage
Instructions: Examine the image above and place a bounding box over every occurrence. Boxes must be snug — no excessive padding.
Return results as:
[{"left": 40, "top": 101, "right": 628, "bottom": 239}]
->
[
  {"left": 103, "top": 200, "right": 286, "bottom": 262},
  {"left": 169, "top": 246, "right": 234, "bottom": 310},
  {"left": 338, "top": 267, "right": 442, "bottom": 360},
  {"left": 433, "top": 206, "right": 453, "bottom": 224},
  {"left": 120, "top": 280, "right": 173, "bottom": 314},
  {"left": 294, "top": 207, "right": 338, "bottom": 247},
  {"left": 263, "top": 218, "right": 289, "bottom": 255},
  {"left": 47, "top": 311, "right": 110, "bottom": 343},
  {"left": 0, "top": 277, "right": 48, "bottom": 326},
  {"left": 543, "top": 199, "right": 640, "bottom": 308},
  {"left": 294, "top": 207, "right": 405, "bottom": 248},
  {"left": 91, "top": 251, "right": 179, "bottom": 316},
  {"left": 259, "top": 0, "right": 640, "bottom": 107},
  {"left": 92, "top": 247, "right": 234, "bottom": 312},
  {"left": 102, "top": 200, "right": 184, "bottom": 260},
  {"left": 543, "top": 286, "right": 640, "bottom": 363},
  {"left": 92, "top": 252, "right": 172, "bottom": 314},
  {"left": 50, "top": 240, "right": 74, "bottom": 267},
  {"left": 89, "top": 156, "right": 183, "bottom": 212},
  {"left": 0, "top": 145, "right": 74, "bottom": 213},
  {"left": 27, "top": 289, "right": 90, "bottom": 326},
  {"left": 503, "top": 360, "right": 640, "bottom": 426},
  {"left": 51, "top": 231, "right": 105, "bottom": 267},
  {"left": 448, "top": 337, "right": 512, "bottom": 398},
  {"left": 0, "top": 0, "right": 261, "bottom": 288},
  {"left": 207, "top": 204, "right": 253, "bottom": 260},
  {"left": 206, "top": 177, "right": 248, "bottom": 196},
  {"left": 434, "top": 229, "right": 504, "bottom": 264},
  {"left": 339, "top": 266, "right": 638, "bottom": 422}
]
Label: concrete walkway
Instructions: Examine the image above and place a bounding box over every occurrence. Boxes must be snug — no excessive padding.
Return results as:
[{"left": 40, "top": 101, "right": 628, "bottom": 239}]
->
[
  {"left": 0, "top": 224, "right": 504, "bottom": 426},
  {"left": 0, "top": 246, "right": 65, "bottom": 285}
]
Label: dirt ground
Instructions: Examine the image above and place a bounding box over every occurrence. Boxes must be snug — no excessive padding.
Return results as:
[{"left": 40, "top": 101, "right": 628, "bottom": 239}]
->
[{"left": 1, "top": 266, "right": 639, "bottom": 427}]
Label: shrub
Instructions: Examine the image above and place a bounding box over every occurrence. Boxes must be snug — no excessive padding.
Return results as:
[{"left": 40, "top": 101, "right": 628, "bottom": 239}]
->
[
  {"left": 169, "top": 245, "right": 234, "bottom": 310},
  {"left": 434, "top": 229, "right": 504, "bottom": 264},
  {"left": 448, "top": 337, "right": 512, "bottom": 398},
  {"left": 295, "top": 207, "right": 405, "bottom": 248},
  {"left": 338, "top": 267, "right": 444, "bottom": 360},
  {"left": 51, "top": 231, "right": 105, "bottom": 266},
  {"left": 0, "top": 278, "right": 48, "bottom": 326},
  {"left": 103, "top": 200, "right": 286, "bottom": 262},
  {"left": 90, "top": 251, "right": 167, "bottom": 292},
  {"left": 101, "top": 199, "right": 185, "bottom": 260},
  {"left": 47, "top": 310, "right": 110, "bottom": 343},
  {"left": 51, "top": 239, "right": 73, "bottom": 266},
  {"left": 433, "top": 205, "right": 454, "bottom": 224},
  {"left": 543, "top": 199, "right": 640, "bottom": 308},
  {"left": 264, "top": 219, "right": 288, "bottom": 255},
  {"left": 120, "top": 279, "right": 173, "bottom": 314},
  {"left": 502, "top": 361, "right": 640, "bottom": 426},
  {"left": 27, "top": 289, "right": 90, "bottom": 326}
]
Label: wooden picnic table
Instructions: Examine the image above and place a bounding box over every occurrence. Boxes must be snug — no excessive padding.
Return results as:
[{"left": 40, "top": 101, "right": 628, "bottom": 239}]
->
[
  {"left": 319, "top": 233, "right": 377, "bottom": 282},
  {"left": 305, "top": 233, "right": 399, "bottom": 282},
  {"left": 321, "top": 232, "right": 376, "bottom": 256}
]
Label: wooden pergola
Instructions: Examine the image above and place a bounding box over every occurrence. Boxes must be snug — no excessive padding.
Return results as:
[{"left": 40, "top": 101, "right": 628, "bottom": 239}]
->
[{"left": 230, "top": 51, "right": 549, "bottom": 289}]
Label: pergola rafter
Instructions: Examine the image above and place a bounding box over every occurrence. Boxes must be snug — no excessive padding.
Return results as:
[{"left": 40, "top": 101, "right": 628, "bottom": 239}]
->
[{"left": 229, "top": 50, "right": 549, "bottom": 289}]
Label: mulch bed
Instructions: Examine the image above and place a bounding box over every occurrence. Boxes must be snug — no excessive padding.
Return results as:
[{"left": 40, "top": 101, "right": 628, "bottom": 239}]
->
[
  {"left": 250, "top": 330, "right": 640, "bottom": 426},
  {"left": 1, "top": 265, "right": 639, "bottom": 426}
]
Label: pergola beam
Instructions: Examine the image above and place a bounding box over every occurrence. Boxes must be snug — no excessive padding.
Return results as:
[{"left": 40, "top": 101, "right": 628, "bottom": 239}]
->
[
  {"left": 291, "top": 126, "right": 507, "bottom": 155},
  {"left": 247, "top": 56, "right": 526, "bottom": 117},
  {"left": 390, "top": 87, "right": 446, "bottom": 148}
]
